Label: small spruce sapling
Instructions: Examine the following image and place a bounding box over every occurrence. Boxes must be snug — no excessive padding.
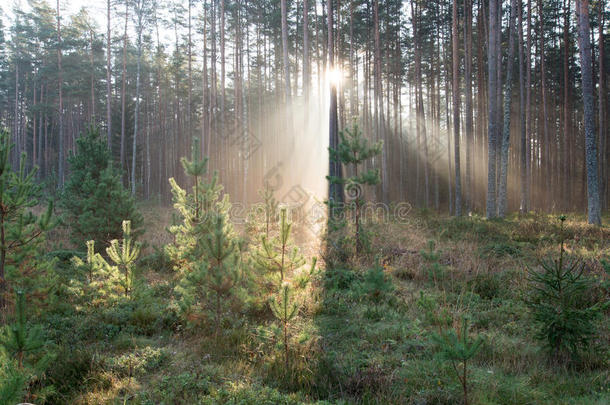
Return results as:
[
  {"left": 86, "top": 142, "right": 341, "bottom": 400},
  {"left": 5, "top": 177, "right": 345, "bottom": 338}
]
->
[
  {"left": 431, "top": 317, "right": 483, "bottom": 405},
  {"left": 270, "top": 282, "right": 299, "bottom": 370},
  {"left": 106, "top": 220, "right": 141, "bottom": 297},
  {"left": 526, "top": 215, "right": 608, "bottom": 362},
  {"left": 328, "top": 122, "right": 382, "bottom": 254}
]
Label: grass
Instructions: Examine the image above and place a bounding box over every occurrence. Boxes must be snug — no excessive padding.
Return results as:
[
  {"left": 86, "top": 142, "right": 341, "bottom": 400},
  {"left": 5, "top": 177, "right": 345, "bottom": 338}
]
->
[{"left": 23, "top": 206, "right": 610, "bottom": 404}]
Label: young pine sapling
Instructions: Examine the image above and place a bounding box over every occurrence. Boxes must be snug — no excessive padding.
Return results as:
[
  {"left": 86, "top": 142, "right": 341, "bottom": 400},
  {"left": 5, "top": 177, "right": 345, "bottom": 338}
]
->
[
  {"left": 0, "top": 290, "right": 46, "bottom": 369},
  {"left": 431, "top": 317, "right": 483, "bottom": 405},
  {"left": 252, "top": 208, "right": 315, "bottom": 290},
  {"left": 270, "top": 282, "right": 299, "bottom": 371},
  {"left": 0, "top": 129, "right": 54, "bottom": 313},
  {"left": 106, "top": 220, "right": 141, "bottom": 296},
  {"left": 328, "top": 122, "right": 382, "bottom": 254}
]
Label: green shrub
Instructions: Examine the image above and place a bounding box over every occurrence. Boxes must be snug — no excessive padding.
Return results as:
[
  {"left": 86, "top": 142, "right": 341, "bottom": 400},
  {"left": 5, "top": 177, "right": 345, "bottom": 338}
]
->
[
  {"left": 324, "top": 268, "right": 357, "bottom": 291},
  {"left": 357, "top": 261, "right": 394, "bottom": 303},
  {"left": 107, "top": 346, "right": 169, "bottom": 377},
  {"left": 471, "top": 273, "right": 502, "bottom": 300},
  {"left": 420, "top": 240, "right": 447, "bottom": 288},
  {"left": 526, "top": 216, "right": 608, "bottom": 362},
  {"left": 45, "top": 348, "right": 102, "bottom": 401}
]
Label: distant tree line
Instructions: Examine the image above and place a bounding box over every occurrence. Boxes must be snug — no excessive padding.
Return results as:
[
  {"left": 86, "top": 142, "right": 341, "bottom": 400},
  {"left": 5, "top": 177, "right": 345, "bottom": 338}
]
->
[{"left": 0, "top": 0, "right": 607, "bottom": 222}]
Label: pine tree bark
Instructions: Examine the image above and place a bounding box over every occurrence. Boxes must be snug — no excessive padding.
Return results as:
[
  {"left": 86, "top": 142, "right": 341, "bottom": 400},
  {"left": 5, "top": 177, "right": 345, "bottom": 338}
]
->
[
  {"left": 562, "top": 0, "right": 571, "bottom": 210},
  {"left": 538, "top": 0, "right": 550, "bottom": 207},
  {"left": 452, "top": 0, "right": 462, "bottom": 216},
  {"left": 486, "top": 0, "right": 499, "bottom": 218},
  {"left": 576, "top": 0, "right": 602, "bottom": 225},
  {"left": 303, "top": 0, "right": 310, "bottom": 101},
  {"left": 598, "top": 0, "right": 606, "bottom": 209},
  {"left": 519, "top": 0, "right": 527, "bottom": 214},
  {"left": 281, "top": 0, "right": 291, "bottom": 100},
  {"left": 107, "top": 0, "right": 112, "bottom": 150},
  {"left": 131, "top": 0, "right": 145, "bottom": 196},
  {"left": 328, "top": 0, "right": 343, "bottom": 206},
  {"left": 120, "top": 2, "right": 128, "bottom": 172},
  {"left": 56, "top": 0, "right": 64, "bottom": 187},
  {"left": 498, "top": 0, "right": 518, "bottom": 217},
  {"left": 464, "top": 0, "right": 473, "bottom": 211}
]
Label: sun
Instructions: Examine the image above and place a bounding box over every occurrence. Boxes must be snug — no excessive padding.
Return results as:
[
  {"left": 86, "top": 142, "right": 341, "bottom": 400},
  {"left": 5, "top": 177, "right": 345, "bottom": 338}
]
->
[{"left": 327, "top": 68, "right": 343, "bottom": 87}]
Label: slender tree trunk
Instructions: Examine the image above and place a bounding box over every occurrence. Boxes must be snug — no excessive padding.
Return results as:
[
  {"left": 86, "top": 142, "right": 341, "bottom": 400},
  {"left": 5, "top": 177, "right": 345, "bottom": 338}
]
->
[
  {"left": 281, "top": 0, "right": 292, "bottom": 100},
  {"left": 452, "top": 0, "right": 462, "bottom": 216},
  {"left": 598, "top": 0, "right": 606, "bottom": 209},
  {"left": 562, "top": 0, "right": 571, "bottom": 211},
  {"left": 329, "top": 0, "right": 343, "bottom": 206},
  {"left": 89, "top": 29, "right": 95, "bottom": 121},
  {"left": 525, "top": 0, "right": 532, "bottom": 211},
  {"left": 476, "top": 1, "right": 486, "bottom": 212},
  {"left": 131, "top": 0, "right": 144, "bottom": 196},
  {"left": 56, "top": 0, "right": 64, "bottom": 188},
  {"left": 538, "top": 0, "right": 550, "bottom": 207},
  {"left": 220, "top": 0, "right": 226, "bottom": 123},
  {"left": 303, "top": 0, "right": 310, "bottom": 101},
  {"left": 188, "top": 0, "right": 192, "bottom": 141},
  {"left": 486, "top": 0, "right": 499, "bottom": 218},
  {"left": 107, "top": 0, "right": 112, "bottom": 150},
  {"left": 576, "top": 0, "right": 601, "bottom": 225},
  {"left": 519, "top": 0, "right": 527, "bottom": 213},
  {"left": 120, "top": 2, "right": 128, "bottom": 172},
  {"left": 464, "top": 0, "right": 473, "bottom": 212},
  {"left": 202, "top": 0, "right": 208, "bottom": 158},
  {"left": 498, "top": 0, "right": 518, "bottom": 217}
]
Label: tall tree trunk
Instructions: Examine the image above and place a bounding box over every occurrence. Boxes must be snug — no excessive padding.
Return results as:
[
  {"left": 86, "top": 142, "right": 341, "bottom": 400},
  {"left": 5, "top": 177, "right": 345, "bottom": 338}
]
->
[
  {"left": 131, "top": 0, "right": 144, "bottom": 196},
  {"left": 486, "top": 0, "right": 499, "bottom": 218},
  {"left": 519, "top": 0, "right": 527, "bottom": 213},
  {"left": 538, "top": 0, "right": 550, "bottom": 207},
  {"left": 598, "top": 0, "right": 606, "bottom": 209},
  {"left": 373, "top": 0, "right": 388, "bottom": 201},
  {"left": 562, "top": 0, "right": 571, "bottom": 210},
  {"left": 476, "top": 0, "right": 485, "bottom": 212},
  {"left": 107, "top": 0, "right": 112, "bottom": 150},
  {"left": 220, "top": 0, "right": 226, "bottom": 130},
  {"left": 452, "top": 0, "right": 462, "bottom": 216},
  {"left": 328, "top": 0, "right": 343, "bottom": 206},
  {"left": 303, "top": 0, "right": 310, "bottom": 101},
  {"left": 525, "top": 0, "right": 532, "bottom": 211},
  {"left": 464, "top": 0, "right": 473, "bottom": 211},
  {"left": 202, "top": 0, "right": 208, "bottom": 157},
  {"left": 576, "top": 0, "right": 601, "bottom": 225},
  {"left": 120, "top": 2, "right": 128, "bottom": 172},
  {"left": 56, "top": 0, "right": 64, "bottom": 188},
  {"left": 188, "top": 0, "right": 192, "bottom": 141},
  {"left": 498, "top": 0, "right": 518, "bottom": 217}
]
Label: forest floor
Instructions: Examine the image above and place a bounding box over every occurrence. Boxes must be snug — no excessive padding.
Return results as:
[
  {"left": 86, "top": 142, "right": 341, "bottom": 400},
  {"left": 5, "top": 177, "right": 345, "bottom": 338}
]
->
[{"left": 42, "top": 207, "right": 609, "bottom": 404}]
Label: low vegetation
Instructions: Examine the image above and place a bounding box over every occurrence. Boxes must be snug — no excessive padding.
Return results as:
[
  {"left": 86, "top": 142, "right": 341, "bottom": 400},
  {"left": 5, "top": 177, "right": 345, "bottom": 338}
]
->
[{"left": 0, "top": 129, "right": 608, "bottom": 404}]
